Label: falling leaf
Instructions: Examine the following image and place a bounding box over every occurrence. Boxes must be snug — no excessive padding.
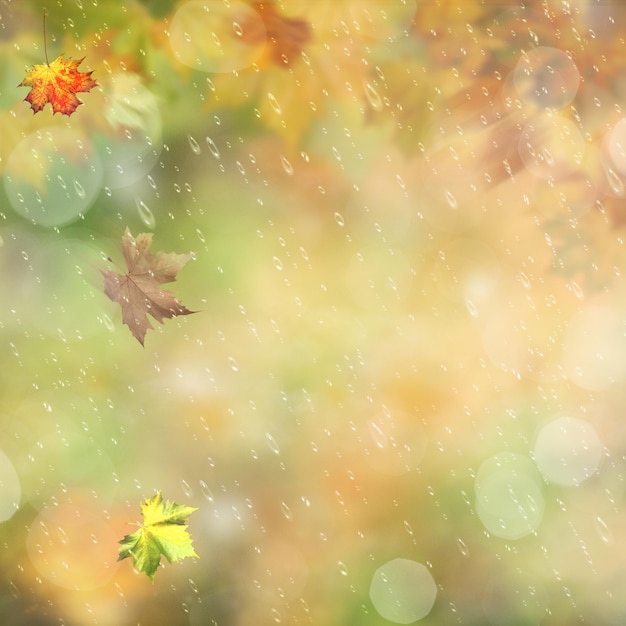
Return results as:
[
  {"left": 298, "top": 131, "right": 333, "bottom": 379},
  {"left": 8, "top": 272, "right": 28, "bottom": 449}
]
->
[
  {"left": 118, "top": 492, "right": 198, "bottom": 582},
  {"left": 240, "top": 1, "right": 311, "bottom": 68},
  {"left": 102, "top": 228, "right": 195, "bottom": 345},
  {"left": 18, "top": 55, "right": 97, "bottom": 116}
]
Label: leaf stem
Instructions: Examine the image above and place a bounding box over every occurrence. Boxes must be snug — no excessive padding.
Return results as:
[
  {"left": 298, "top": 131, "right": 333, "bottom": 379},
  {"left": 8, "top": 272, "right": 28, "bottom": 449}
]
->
[{"left": 43, "top": 8, "right": 49, "bottom": 65}]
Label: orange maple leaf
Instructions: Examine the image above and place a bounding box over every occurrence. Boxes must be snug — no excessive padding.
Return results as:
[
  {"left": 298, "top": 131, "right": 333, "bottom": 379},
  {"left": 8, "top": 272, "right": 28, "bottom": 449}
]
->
[
  {"left": 18, "top": 54, "right": 97, "bottom": 116},
  {"left": 241, "top": 2, "right": 311, "bottom": 68},
  {"left": 102, "top": 228, "right": 196, "bottom": 346}
]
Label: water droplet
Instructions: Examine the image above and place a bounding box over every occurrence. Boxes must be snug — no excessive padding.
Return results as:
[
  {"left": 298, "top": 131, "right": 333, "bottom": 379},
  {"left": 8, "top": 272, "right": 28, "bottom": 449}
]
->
[
  {"left": 606, "top": 167, "right": 625, "bottom": 196},
  {"left": 280, "top": 155, "right": 294, "bottom": 176},
  {"left": 57, "top": 526, "right": 70, "bottom": 545},
  {"left": 57, "top": 175, "right": 67, "bottom": 190},
  {"left": 569, "top": 280, "right": 584, "bottom": 299},
  {"left": 334, "top": 211, "right": 345, "bottom": 227},
  {"left": 337, "top": 561, "right": 349, "bottom": 576},
  {"left": 181, "top": 479, "right": 193, "bottom": 497},
  {"left": 369, "top": 421, "right": 386, "bottom": 448},
  {"left": 199, "top": 480, "right": 214, "bottom": 502},
  {"left": 272, "top": 256, "right": 283, "bottom": 271},
  {"left": 187, "top": 134, "right": 201, "bottom": 155},
  {"left": 73, "top": 178, "right": 86, "bottom": 198},
  {"left": 136, "top": 198, "right": 156, "bottom": 229},
  {"left": 594, "top": 516, "right": 613, "bottom": 544},
  {"left": 232, "top": 21, "right": 243, "bottom": 37},
  {"left": 280, "top": 501, "right": 293, "bottom": 521},
  {"left": 456, "top": 537, "right": 470, "bottom": 557},
  {"left": 268, "top": 92, "right": 282, "bottom": 115},
  {"left": 444, "top": 190, "right": 458, "bottom": 209},
  {"left": 465, "top": 297, "right": 478, "bottom": 318},
  {"left": 206, "top": 137, "right": 221, "bottom": 159},
  {"left": 363, "top": 81, "right": 383, "bottom": 111},
  {"left": 266, "top": 432, "right": 280, "bottom": 455}
]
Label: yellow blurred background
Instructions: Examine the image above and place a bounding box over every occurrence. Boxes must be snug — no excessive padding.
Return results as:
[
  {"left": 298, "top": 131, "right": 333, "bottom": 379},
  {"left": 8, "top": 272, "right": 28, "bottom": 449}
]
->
[{"left": 1, "top": 1, "right": 626, "bottom": 624}]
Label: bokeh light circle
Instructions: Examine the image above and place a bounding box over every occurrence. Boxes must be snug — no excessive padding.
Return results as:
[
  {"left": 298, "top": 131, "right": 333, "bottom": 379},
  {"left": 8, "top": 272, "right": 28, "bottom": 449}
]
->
[
  {"left": 369, "top": 558, "right": 437, "bottom": 623},
  {"left": 98, "top": 72, "right": 163, "bottom": 189},
  {"left": 606, "top": 117, "right": 626, "bottom": 176},
  {"left": 169, "top": 0, "right": 265, "bottom": 73},
  {"left": 533, "top": 416, "right": 603, "bottom": 486},
  {"left": 474, "top": 453, "right": 544, "bottom": 540},
  {"left": 563, "top": 305, "right": 626, "bottom": 390},
  {"left": 513, "top": 46, "right": 580, "bottom": 109},
  {"left": 4, "top": 127, "right": 103, "bottom": 227}
]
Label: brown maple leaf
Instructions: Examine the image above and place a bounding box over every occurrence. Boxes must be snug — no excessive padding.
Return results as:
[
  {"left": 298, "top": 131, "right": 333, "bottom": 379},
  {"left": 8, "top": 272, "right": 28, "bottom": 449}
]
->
[
  {"left": 102, "top": 228, "right": 195, "bottom": 346},
  {"left": 19, "top": 54, "right": 97, "bottom": 116}
]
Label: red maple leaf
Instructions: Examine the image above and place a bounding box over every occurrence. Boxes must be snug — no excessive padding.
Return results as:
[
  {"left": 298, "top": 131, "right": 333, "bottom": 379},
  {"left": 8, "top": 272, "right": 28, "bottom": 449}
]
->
[
  {"left": 102, "top": 229, "right": 195, "bottom": 346},
  {"left": 18, "top": 54, "right": 97, "bottom": 116}
]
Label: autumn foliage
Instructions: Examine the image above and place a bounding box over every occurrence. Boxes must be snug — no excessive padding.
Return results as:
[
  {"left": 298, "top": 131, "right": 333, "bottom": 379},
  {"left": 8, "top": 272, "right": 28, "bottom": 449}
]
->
[
  {"left": 18, "top": 54, "right": 97, "bottom": 116},
  {"left": 102, "top": 229, "right": 195, "bottom": 345}
]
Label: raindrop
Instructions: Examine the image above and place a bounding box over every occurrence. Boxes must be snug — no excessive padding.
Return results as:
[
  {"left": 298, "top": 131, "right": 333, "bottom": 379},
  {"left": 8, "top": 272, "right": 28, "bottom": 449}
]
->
[
  {"left": 569, "top": 280, "right": 584, "bottom": 300},
  {"left": 606, "top": 167, "right": 625, "bottom": 196},
  {"left": 199, "top": 480, "right": 214, "bottom": 502},
  {"left": 272, "top": 256, "right": 283, "bottom": 271},
  {"left": 363, "top": 81, "right": 383, "bottom": 111},
  {"left": 444, "top": 190, "right": 458, "bottom": 209},
  {"left": 57, "top": 527, "right": 70, "bottom": 545},
  {"left": 465, "top": 297, "right": 478, "bottom": 318},
  {"left": 73, "top": 179, "right": 86, "bottom": 198},
  {"left": 57, "top": 175, "right": 67, "bottom": 190},
  {"left": 456, "top": 537, "right": 470, "bottom": 557},
  {"left": 268, "top": 92, "right": 282, "bottom": 115},
  {"left": 338, "top": 561, "right": 349, "bottom": 576},
  {"left": 100, "top": 313, "right": 115, "bottom": 332},
  {"left": 181, "top": 479, "right": 193, "bottom": 497},
  {"left": 228, "top": 356, "right": 239, "bottom": 371},
  {"left": 136, "top": 198, "right": 156, "bottom": 229},
  {"left": 280, "top": 501, "right": 293, "bottom": 521},
  {"left": 369, "top": 421, "right": 386, "bottom": 448},
  {"left": 266, "top": 432, "right": 281, "bottom": 455},
  {"left": 594, "top": 516, "right": 613, "bottom": 544},
  {"left": 280, "top": 155, "right": 294, "bottom": 176},
  {"left": 187, "top": 134, "right": 201, "bottom": 155},
  {"left": 206, "top": 137, "right": 221, "bottom": 159}
]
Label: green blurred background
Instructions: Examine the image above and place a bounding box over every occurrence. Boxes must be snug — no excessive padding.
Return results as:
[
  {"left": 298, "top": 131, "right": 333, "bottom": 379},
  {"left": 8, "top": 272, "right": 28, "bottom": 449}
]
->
[{"left": 1, "top": 1, "right": 626, "bottom": 624}]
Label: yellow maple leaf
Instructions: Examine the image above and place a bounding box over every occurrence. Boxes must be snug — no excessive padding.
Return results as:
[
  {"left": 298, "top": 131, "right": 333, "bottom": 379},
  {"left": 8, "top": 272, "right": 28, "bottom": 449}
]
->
[{"left": 18, "top": 54, "right": 97, "bottom": 116}]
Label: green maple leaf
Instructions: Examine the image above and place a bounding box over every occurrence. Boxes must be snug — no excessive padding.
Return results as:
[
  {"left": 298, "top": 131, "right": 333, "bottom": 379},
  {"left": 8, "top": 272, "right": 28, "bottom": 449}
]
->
[{"left": 118, "top": 491, "right": 199, "bottom": 581}]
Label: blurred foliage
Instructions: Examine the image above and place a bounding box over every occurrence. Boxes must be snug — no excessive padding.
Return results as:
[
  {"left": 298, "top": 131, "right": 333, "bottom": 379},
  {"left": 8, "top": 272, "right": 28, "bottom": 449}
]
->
[{"left": 1, "top": 0, "right": 626, "bottom": 625}]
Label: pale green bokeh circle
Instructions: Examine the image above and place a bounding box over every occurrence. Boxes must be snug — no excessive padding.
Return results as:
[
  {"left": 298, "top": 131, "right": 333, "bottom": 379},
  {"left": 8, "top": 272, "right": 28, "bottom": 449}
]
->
[
  {"left": 475, "top": 452, "right": 544, "bottom": 540},
  {"left": 370, "top": 558, "right": 437, "bottom": 624},
  {"left": 4, "top": 127, "right": 102, "bottom": 228},
  {"left": 533, "top": 416, "right": 603, "bottom": 486}
]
